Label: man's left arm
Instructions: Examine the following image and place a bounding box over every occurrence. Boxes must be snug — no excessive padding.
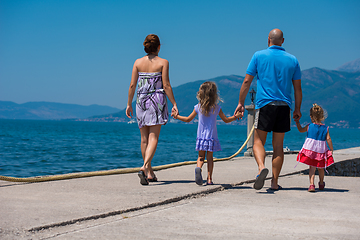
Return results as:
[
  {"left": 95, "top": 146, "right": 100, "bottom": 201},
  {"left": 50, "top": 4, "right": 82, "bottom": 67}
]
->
[{"left": 292, "top": 79, "right": 302, "bottom": 121}]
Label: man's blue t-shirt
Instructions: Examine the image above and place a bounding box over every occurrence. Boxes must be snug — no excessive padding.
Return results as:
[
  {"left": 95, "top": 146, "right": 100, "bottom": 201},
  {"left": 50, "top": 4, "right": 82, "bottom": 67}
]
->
[{"left": 246, "top": 45, "right": 301, "bottom": 110}]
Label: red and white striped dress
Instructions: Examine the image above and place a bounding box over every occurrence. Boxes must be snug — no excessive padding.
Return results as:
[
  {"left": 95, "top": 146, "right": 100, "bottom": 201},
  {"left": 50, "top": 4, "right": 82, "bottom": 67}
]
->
[{"left": 297, "top": 123, "right": 334, "bottom": 168}]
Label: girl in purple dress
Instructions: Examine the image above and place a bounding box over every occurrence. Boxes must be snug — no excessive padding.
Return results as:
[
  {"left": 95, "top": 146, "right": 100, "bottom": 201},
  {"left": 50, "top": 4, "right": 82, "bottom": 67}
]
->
[
  {"left": 295, "top": 104, "right": 334, "bottom": 192},
  {"left": 126, "top": 34, "right": 178, "bottom": 185},
  {"left": 173, "top": 82, "right": 241, "bottom": 185}
]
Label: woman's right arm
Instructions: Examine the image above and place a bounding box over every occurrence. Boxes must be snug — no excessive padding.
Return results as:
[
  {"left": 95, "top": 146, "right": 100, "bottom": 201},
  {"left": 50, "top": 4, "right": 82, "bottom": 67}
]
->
[
  {"left": 161, "top": 60, "right": 178, "bottom": 117},
  {"left": 174, "top": 109, "right": 197, "bottom": 123},
  {"left": 126, "top": 61, "right": 139, "bottom": 118}
]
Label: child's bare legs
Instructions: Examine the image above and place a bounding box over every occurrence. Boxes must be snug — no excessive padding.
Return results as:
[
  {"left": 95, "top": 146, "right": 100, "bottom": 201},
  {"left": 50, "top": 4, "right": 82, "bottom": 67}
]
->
[
  {"left": 318, "top": 168, "right": 325, "bottom": 184},
  {"left": 309, "top": 166, "right": 316, "bottom": 185},
  {"left": 194, "top": 151, "right": 206, "bottom": 185},
  {"left": 196, "top": 151, "right": 214, "bottom": 184},
  {"left": 197, "top": 151, "right": 206, "bottom": 168},
  {"left": 206, "top": 151, "right": 214, "bottom": 183}
]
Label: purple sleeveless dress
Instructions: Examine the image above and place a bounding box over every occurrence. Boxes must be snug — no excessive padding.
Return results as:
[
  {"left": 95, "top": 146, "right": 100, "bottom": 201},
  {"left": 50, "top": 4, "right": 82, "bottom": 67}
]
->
[
  {"left": 194, "top": 104, "right": 222, "bottom": 152},
  {"left": 136, "top": 72, "right": 169, "bottom": 128}
]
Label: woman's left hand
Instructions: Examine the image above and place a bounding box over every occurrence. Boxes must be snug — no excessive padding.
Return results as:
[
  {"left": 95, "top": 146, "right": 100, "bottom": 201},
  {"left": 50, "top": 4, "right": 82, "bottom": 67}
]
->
[{"left": 126, "top": 105, "right": 133, "bottom": 118}]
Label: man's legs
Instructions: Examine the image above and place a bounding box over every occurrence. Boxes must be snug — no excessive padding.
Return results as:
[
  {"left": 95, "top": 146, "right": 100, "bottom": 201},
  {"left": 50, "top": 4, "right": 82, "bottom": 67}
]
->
[
  {"left": 253, "top": 129, "right": 268, "bottom": 175},
  {"left": 252, "top": 129, "right": 270, "bottom": 190},
  {"left": 271, "top": 132, "right": 285, "bottom": 190}
]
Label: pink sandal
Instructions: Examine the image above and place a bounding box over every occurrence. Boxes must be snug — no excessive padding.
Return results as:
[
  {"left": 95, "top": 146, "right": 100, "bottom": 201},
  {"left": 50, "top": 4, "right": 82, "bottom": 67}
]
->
[{"left": 308, "top": 184, "right": 315, "bottom": 192}]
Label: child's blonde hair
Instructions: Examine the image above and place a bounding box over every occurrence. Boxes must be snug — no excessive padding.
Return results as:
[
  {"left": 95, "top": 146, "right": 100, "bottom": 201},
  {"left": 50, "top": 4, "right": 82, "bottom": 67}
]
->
[
  {"left": 310, "top": 103, "right": 326, "bottom": 123},
  {"left": 196, "top": 81, "right": 222, "bottom": 116}
]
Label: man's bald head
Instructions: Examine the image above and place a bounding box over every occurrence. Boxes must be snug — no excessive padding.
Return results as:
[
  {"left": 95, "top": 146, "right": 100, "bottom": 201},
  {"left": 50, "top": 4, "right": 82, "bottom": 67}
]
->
[{"left": 268, "top": 29, "right": 284, "bottom": 46}]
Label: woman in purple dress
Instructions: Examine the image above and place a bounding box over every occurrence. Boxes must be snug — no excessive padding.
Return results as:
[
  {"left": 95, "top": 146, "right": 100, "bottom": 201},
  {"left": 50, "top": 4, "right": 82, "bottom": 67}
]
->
[{"left": 126, "top": 34, "right": 178, "bottom": 185}]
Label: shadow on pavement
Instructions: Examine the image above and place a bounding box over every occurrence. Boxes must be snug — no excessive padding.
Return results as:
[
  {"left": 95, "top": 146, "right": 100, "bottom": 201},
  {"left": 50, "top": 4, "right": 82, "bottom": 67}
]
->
[{"left": 261, "top": 186, "right": 349, "bottom": 193}]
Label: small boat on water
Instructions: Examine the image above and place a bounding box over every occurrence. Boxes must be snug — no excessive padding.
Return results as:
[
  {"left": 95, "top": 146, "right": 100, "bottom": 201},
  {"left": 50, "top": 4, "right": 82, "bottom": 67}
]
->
[{"left": 127, "top": 119, "right": 136, "bottom": 124}]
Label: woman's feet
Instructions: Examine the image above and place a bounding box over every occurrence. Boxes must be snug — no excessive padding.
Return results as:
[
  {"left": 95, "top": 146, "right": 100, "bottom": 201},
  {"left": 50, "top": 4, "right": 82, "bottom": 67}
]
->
[
  {"left": 147, "top": 174, "right": 158, "bottom": 182},
  {"left": 319, "top": 182, "right": 325, "bottom": 190},
  {"left": 138, "top": 170, "right": 149, "bottom": 185},
  {"left": 138, "top": 167, "right": 158, "bottom": 185}
]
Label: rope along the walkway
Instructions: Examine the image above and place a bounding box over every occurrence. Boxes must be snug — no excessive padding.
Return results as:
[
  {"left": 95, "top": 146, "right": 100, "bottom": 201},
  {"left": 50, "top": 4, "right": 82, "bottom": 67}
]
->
[{"left": 0, "top": 125, "right": 255, "bottom": 183}]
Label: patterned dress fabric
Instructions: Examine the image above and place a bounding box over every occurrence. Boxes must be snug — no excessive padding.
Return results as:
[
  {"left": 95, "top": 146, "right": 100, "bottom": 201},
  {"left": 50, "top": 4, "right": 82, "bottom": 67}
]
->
[
  {"left": 136, "top": 72, "right": 168, "bottom": 128},
  {"left": 195, "top": 104, "right": 222, "bottom": 152},
  {"left": 297, "top": 123, "right": 334, "bottom": 168}
]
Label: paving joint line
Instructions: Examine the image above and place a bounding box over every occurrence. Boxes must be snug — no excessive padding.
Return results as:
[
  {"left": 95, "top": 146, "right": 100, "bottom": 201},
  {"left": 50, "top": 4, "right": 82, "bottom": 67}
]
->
[
  {"left": 28, "top": 169, "right": 307, "bottom": 233},
  {"left": 28, "top": 185, "right": 225, "bottom": 232}
]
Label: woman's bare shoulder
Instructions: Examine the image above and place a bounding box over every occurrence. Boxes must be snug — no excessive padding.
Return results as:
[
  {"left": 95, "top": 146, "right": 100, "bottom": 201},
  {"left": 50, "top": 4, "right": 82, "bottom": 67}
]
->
[
  {"left": 156, "top": 56, "right": 168, "bottom": 64},
  {"left": 134, "top": 56, "right": 147, "bottom": 64},
  {"left": 133, "top": 56, "right": 148, "bottom": 69}
]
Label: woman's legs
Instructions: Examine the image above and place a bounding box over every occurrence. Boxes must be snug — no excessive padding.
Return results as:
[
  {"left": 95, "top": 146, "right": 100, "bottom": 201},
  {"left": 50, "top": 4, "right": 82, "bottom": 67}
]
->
[
  {"left": 139, "top": 125, "right": 162, "bottom": 179},
  {"left": 140, "top": 126, "right": 149, "bottom": 165},
  {"left": 206, "top": 151, "right": 214, "bottom": 183}
]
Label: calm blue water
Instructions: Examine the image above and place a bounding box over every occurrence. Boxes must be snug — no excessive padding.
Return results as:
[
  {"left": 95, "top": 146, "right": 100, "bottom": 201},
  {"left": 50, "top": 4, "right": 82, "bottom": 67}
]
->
[{"left": 1, "top": 119, "right": 359, "bottom": 178}]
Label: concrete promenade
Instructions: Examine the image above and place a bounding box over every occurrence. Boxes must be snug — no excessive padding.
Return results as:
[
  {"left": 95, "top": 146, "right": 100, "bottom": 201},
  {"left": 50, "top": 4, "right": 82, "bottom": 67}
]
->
[{"left": 1, "top": 147, "right": 359, "bottom": 239}]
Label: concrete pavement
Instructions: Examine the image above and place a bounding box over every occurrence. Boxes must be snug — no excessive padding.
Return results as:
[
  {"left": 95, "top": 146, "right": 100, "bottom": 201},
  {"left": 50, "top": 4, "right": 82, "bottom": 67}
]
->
[{"left": 1, "top": 147, "right": 359, "bottom": 239}]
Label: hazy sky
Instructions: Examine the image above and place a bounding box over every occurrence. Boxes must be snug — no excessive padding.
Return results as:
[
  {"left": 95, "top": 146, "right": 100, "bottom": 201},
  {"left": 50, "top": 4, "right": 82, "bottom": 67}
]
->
[{"left": 1, "top": 0, "right": 359, "bottom": 109}]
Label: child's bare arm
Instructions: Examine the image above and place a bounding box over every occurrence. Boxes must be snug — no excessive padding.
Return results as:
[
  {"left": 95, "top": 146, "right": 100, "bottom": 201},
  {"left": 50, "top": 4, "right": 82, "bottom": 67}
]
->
[
  {"left": 174, "top": 109, "right": 197, "bottom": 123},
  {"left": 326, "top": 130, "right": 334, "bottom": 153},
  {"left": 219, "top": 109, "right": 238, "bottom": 123},
  {"left": 295, "top": 121, "right": 308, "bottom": 133}
]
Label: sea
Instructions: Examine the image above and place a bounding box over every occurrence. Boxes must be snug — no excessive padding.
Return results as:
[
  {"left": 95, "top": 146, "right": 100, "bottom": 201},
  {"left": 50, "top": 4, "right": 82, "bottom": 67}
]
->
[{"left": 1, "top": 119, "right": 359, "bottom": 178}]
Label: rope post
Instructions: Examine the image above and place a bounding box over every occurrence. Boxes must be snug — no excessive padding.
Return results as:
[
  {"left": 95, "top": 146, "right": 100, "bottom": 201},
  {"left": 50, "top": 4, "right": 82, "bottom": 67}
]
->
[{"left": 244, "top": 88, "right": 256, "bottom": 156}]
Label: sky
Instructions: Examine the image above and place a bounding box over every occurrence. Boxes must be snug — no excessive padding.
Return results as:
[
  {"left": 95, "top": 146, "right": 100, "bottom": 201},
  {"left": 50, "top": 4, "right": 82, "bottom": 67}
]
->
[{"left": 1, "top": 0, "right": 359, "bottom": 109}]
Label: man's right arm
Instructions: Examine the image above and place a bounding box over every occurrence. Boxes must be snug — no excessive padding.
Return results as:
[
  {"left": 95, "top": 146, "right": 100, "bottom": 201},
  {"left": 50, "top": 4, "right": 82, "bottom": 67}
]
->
[{"left": 234, "top": 74, "right": 254, "bottom": 119}]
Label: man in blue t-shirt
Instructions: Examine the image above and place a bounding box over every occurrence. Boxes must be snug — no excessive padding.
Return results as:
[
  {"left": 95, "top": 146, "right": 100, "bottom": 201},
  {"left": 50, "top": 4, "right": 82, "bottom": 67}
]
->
[{"left": 235, "top": 28, "right": 302, "bottom": 191}]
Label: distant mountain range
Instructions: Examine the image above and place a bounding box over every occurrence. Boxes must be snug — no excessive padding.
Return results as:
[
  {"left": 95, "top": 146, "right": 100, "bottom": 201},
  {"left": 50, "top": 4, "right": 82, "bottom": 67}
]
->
[
  {"left": 336, "top": 58, "right": 360, "bottom": 72},
  {"left": 0, "top": 101, "right": 120, "bottom": 120},
  {"left": 1, "top": 58, "right": 359, "bottom": 127},
  {"left": 88, "top": 58, "right": 360, "bottom": 128}
]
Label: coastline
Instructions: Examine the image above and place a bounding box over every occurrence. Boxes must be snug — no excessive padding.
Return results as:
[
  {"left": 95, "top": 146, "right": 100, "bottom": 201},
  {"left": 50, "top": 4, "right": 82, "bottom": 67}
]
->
[{"left": 1, "top": 120, "right": 360, "bottom": 178}]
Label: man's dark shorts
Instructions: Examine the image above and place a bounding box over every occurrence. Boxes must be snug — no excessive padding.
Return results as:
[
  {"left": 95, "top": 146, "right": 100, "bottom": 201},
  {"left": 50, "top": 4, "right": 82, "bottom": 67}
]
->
[{"left": 254, "top": 103, "right": 291, "bottom": 133}]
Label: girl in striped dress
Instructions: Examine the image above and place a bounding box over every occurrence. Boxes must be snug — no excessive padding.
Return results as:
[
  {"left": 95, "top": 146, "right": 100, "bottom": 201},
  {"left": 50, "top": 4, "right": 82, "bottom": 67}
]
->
[{"left": 295, "top": 104, "right": 334, "bottom": 192}]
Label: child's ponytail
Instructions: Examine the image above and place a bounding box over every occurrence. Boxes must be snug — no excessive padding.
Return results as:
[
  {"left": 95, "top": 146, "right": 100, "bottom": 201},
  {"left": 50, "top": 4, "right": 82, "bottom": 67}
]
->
[{"left": 310, "top": 103, "right": 326, "bottom": 122}]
